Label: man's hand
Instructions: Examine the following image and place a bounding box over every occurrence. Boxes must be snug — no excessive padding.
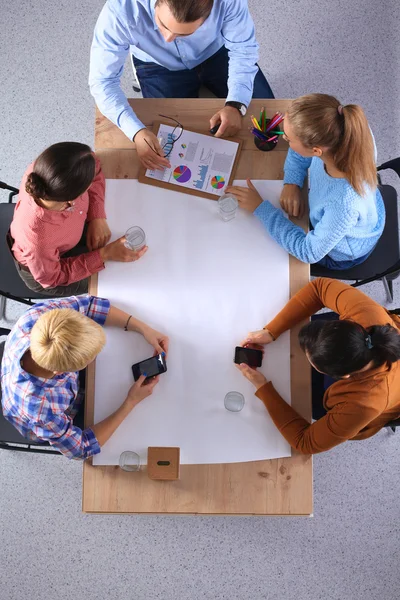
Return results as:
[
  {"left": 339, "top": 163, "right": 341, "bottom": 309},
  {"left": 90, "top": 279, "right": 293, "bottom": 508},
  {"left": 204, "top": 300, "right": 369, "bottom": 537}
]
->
[
  {"left": 86, "top": 218, "right": 111, "bottom": 251},
  {"left": 125, "top": 374, "right": 160, "bottom": 409},
  {"left": 236, "top": 363, "right": 267, "bottom": 391},
  {"left": 134, "top": 129, "right": 171, "bottom": 171},
  {"left": 241, "top": 329, "right": 275, "bottom": 347},
  {"left": 99, "top": 236, "right": 148, "bottom": 262},
  {"left": 142, "top": 326, "right": 170, "bottom": 355},
  {"left": 279, "top": 184, "right": 304, "bottom": 218},
  {"left": 225, "top": 179, "right": 263, "bottom": 212},
  {"left": 209, "top": 106, "right": 242, "bottom": 138}
]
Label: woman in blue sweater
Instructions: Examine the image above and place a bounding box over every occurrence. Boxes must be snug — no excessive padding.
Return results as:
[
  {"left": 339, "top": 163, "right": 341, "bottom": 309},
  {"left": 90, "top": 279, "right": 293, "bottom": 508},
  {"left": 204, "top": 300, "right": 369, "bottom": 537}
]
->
[{"left": 226, "top": 94, "right": 385, "bottom": 269}]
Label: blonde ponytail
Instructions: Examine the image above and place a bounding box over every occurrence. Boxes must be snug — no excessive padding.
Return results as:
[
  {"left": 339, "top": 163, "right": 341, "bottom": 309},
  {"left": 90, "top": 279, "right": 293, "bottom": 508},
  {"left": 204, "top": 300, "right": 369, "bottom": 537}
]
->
[
  {"left": 334, "top": 104, "right": 377, "bottom": 195},
  {"left": 287, "top": 94, "right": 378, "bottom": 196}
]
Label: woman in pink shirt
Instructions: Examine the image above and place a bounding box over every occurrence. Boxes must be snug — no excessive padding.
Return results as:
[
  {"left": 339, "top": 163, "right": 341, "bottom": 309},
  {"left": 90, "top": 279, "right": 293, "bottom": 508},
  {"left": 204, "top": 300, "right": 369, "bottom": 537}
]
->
[{"left": 10, "top": 142, "right": 146, "bottom": 296}]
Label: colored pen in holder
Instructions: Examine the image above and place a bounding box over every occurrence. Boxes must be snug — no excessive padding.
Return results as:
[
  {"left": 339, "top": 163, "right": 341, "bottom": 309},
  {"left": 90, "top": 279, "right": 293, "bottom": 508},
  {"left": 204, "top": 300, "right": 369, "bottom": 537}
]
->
[{"left": 253, "top": 119, "right": 280, "bottom": 152}]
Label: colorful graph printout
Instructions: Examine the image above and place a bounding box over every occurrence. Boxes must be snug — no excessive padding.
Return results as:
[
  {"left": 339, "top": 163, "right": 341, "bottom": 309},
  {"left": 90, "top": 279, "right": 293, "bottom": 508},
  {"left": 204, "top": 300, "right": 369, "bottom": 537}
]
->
[{"left": 145, "top": 124, "right": 240, "bottom": 197}]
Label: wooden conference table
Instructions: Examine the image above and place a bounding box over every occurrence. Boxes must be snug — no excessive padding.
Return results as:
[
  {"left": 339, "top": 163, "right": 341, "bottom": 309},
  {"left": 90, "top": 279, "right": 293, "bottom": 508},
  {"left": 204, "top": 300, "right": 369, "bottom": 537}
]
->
[{"left": 83, "top": 99, "right": 312, "bottom": 515}]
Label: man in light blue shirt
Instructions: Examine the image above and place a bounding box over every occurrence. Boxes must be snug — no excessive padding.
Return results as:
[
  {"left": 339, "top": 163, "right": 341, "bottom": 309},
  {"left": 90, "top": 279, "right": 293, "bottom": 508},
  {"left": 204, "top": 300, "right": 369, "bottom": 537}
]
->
[{"left": 89, "top": 0, "right": 273, "bottom": 170}]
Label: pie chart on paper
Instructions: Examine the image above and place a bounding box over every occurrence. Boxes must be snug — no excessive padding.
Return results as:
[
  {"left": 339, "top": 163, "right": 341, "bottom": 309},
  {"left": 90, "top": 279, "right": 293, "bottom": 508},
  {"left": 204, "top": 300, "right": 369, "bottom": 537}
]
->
[
  {"left": 211, "top": 175, "right": 225, "bottom": 190},
  {"left": 173, "top": 165, "right": 192, "bottom": 184}
]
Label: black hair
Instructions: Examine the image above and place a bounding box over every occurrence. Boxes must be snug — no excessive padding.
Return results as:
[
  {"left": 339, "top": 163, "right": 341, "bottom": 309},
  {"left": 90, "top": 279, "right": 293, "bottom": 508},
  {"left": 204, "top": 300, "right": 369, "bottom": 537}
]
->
[
  {"left": 156, "top": 0, "right": 213, "bottom": 23},
  {"left": 298, "top": 319, "right": 400, "bottom": 378},
  {"left": 25, "top": 142, "right": 95, "bottom": 202}
]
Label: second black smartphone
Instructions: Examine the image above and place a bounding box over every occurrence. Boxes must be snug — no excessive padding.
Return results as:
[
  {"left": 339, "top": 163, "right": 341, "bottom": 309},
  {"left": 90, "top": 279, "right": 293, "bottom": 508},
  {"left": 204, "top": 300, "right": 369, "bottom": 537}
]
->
[
  {"left": 234, "top": 346, "right": 263, "bottom": 368},
  {"left": 132, "top": 353, "right": 167, "bottom": 382}
]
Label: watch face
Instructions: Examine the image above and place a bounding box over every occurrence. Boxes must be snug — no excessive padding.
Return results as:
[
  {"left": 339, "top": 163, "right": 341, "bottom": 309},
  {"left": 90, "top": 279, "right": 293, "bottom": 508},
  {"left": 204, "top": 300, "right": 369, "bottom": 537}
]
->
[{"left": 239, "top": 104, "right": 247, "bottom": 116}]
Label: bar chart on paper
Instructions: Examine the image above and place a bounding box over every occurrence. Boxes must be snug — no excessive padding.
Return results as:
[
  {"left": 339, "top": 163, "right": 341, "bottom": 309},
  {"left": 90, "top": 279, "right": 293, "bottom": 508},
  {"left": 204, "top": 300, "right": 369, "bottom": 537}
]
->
[{"left": 193, "top": 165, "right": 209, "bottom": 189}]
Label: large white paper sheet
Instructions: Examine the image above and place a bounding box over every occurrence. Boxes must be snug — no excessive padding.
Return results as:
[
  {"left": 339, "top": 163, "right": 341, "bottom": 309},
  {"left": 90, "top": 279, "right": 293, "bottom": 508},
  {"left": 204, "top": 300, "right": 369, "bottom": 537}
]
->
[
  {"left": 93, "top": 179, "right": 291, "bottom": 465},
  {"left": 145, "top": 124, "right": 239, "bottom": 196}
]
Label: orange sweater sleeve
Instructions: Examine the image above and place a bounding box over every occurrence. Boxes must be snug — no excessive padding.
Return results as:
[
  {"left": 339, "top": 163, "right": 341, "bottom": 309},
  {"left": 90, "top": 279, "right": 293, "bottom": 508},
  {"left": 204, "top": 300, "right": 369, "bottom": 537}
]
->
[
  {"left": 256, "top": 380, "right": 384, "bottom": 454},
  {"left": 265, "top": 277, "right": 390, "bottom": 339}
]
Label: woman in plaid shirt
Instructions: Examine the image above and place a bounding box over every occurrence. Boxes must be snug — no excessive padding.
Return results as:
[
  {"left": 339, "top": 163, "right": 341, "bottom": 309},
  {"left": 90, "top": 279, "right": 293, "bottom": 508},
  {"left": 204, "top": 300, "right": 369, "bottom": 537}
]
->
[{"left": 0, "top": 294, "right": 168, "bottom": 459}]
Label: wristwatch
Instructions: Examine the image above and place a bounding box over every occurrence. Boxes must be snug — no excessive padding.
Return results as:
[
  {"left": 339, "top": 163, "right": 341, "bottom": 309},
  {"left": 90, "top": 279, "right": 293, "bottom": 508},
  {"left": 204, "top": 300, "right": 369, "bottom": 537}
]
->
[{"left": 225, "top": 101, "right": 247, "bottom": 117}]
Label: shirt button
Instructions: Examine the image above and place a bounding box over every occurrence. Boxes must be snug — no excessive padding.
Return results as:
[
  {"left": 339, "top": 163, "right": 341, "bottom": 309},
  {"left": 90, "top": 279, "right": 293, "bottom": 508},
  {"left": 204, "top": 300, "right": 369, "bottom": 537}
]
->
[{"left": 80, "top": 211, "right": 83, "bottom": 214}]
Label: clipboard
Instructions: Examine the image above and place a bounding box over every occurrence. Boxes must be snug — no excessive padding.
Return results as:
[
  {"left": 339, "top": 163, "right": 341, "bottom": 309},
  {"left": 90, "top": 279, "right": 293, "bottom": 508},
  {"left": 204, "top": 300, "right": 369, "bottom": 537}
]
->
[{"left": 138, "top": 121, "right": 243, "bottom": 201}]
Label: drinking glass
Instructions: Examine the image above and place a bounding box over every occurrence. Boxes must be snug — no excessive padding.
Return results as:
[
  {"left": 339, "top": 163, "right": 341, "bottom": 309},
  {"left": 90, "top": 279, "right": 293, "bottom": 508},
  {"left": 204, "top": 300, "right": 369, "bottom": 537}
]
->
[
  {"left": 124, "top": 226, "right": 146, "bottom": 251},
  {"left": 218, "top": 194, "right": 238, "bottom": 222},
  {"left": 224, "top": 391, "right": 245, "bottom": 412},
  {"left": 119, "top": 451, "right": 141, "bottom": 472}
]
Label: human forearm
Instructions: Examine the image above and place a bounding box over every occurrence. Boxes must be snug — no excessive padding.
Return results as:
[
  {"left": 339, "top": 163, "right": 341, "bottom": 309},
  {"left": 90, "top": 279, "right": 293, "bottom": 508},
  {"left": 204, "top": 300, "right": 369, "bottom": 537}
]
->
[
  {"left": 105, "top": 305, "right": 149, "bottom": 334},
  {"left": 283, "top": 149, "right": 312, "bottom": 187},
  {"left": 223, "top": 5, "right": 259, "bottom": 107},
  {"left": 91, "top": 398, "right": 133, "bottom": 447},
  {"left": 33, "top": 252, "right": 104, "bottom": 288},
  {"left": 263, "top": 281, "right": 327, "bottom": 339},
  {"left": 89, "top": 5, "right": 145, "bottom": 141}
]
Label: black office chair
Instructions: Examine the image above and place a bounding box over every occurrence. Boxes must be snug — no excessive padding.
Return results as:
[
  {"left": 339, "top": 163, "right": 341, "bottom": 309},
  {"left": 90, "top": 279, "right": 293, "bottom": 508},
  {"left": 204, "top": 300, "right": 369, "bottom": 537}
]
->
[
  {"left": 0, "top": 328, "right": 60, "bottom": 453},
  {"left": 386, "top": 419, "right": 400, "bottom": 433},
  {"left": 0, "top": 182, "right": 53, "bottom": 320},
  {"left": 311, "top": 157, "right": 400, "bottom": 303}
]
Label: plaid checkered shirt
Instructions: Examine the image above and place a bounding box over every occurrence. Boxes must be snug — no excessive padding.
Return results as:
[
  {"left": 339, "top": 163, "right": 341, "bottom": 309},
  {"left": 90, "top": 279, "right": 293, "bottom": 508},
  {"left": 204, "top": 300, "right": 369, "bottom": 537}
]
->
[{"left": 1, "top": 295, "right": 110, "bottom": 459}]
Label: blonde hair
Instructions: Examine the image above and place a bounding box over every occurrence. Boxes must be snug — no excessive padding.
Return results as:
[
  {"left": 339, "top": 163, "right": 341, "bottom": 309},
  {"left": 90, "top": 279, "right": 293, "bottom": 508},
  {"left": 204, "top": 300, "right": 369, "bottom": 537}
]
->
[
  {"left": 287, "top": 94, "right": 378, "bottom": 196},
  {"left": 30, "top": 309, "right": 106, "bottom": 372}
]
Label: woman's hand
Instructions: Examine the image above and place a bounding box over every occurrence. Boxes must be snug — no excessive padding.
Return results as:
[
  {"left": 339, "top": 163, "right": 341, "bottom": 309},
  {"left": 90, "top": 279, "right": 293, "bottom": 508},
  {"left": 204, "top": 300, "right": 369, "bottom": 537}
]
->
[
  {"left": 225, "top": 179, "right": 263, "bottom": 213},
  {"left": 236, "top": 363, "right": 267, "bottom": 391},
  {"left": 279, "top": 184, "right": 304, "bottom": 218},
  {"left": 125, "top": 374, "right": 160, "bottom": 409},
  {"left": 86, "top": 218, "right": 111, "bottom": 251},
  {"left": 142, "top": 326, "right": 169, "bottom": 355},
  {"left": 241, "top": 329, "right": 275, "bottom": 347},
  {"left": 99, "top": 237, "right": 148, "bottom": 262}
]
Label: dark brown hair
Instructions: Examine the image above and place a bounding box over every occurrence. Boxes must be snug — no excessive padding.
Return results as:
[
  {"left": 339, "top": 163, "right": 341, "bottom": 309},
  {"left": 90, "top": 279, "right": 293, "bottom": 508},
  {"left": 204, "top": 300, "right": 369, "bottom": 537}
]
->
[
  {"left": 299, "top": 319, "right": 400, "bottom": 378},
  {"left": 25, "top": 142, "right": 95, "bottom": 202},
  {"left": 287, "top": 94, "right": 378, "bottom": 196},
  {"left": 156, "top": 0, "right": 213, "bottom": 23}
]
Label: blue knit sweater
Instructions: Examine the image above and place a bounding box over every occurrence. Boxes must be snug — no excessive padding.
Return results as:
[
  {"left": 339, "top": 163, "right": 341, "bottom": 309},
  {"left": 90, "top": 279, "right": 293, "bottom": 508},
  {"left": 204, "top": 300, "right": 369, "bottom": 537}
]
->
[{"left": 253, "top": 149, "right": 385, "bottom": 264}]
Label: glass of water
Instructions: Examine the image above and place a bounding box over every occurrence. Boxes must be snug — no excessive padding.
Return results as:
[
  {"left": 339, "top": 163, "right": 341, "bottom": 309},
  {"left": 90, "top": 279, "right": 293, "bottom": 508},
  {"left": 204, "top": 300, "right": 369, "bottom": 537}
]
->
[
  {"left": 124, "top": 226, "right": 146, "bottom": 251},
  {"left": 119, "top": 451, "right": 141, "bottom": 472},
  {"left": 224, "top": 391, "right": 245, "bottom": 412},
  {"left": 218, "top": 194, "right": 238, "bottom": 222}
]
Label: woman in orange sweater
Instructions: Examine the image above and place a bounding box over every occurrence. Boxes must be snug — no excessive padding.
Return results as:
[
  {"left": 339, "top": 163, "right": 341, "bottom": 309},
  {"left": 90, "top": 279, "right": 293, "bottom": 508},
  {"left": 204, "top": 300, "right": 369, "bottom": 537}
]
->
[{"left": 237, "top": 278, "right": 400, "bottom": 454}]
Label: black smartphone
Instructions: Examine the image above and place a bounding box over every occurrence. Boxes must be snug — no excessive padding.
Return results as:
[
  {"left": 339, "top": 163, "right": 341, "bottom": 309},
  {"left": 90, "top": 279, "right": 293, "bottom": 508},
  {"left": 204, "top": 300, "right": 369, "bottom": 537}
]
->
[
  {"left": 209, "top": 124, "right": 220, "bottom": 135},
  {"left": 234, "top": 346, "right": 263, "bottom": 368},
  {"left": 132, "top": 353, "right": 167, "bottom": 382}
]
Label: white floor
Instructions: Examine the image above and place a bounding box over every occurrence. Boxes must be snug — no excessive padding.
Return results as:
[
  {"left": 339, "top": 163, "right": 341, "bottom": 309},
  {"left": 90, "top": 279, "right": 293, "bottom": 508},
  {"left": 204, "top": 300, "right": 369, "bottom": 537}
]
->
[{"left": 1, "top": 1, "right": 400, "bottom": 599}]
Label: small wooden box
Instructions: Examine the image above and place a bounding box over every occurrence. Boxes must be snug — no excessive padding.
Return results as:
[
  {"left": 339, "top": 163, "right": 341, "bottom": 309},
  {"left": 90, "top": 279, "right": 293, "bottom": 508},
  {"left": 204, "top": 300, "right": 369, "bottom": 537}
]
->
[{"left": 147, "top": 447, "right": 180, "bottom": 481}]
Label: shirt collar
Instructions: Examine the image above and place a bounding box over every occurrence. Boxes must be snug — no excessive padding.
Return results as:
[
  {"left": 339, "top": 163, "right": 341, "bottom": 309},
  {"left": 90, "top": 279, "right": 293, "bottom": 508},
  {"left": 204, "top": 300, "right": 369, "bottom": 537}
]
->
[{"left": 150, "top": 0, "right": 158, "bottom": 31}]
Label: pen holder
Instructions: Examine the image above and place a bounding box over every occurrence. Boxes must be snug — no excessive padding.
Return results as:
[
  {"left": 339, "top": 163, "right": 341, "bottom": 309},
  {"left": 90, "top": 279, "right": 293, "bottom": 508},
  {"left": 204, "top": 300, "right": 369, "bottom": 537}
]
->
[{"left": 254, "top": 119, "right": 280, "bottom": 152}]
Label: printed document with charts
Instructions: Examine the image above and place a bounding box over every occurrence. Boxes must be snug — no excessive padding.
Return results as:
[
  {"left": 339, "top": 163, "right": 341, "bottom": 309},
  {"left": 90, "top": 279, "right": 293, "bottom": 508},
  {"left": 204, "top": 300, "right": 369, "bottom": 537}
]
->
[
  {"left": 93, "top": 179, "right": 291, "bottom": 465},
  {"left": 145, "top": 124, "right": 239, "bottom": 197}
]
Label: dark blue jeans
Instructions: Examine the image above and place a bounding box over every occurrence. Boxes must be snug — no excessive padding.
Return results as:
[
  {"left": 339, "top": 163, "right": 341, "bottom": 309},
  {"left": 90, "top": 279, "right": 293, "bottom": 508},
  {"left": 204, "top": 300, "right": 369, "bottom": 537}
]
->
[
  {"left": 132, "top": 45, "right": 274, "bottom": 99},
  {"left": 317, "top": 248, "right": 374, "bottom": 270}
]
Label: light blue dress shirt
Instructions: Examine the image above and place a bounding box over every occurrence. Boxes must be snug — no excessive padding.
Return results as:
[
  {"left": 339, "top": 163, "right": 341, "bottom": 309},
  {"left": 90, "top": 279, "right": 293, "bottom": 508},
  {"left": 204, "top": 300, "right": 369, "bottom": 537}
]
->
[{"left": 89, "top": 0, "right": 259, "bottom": 140}]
